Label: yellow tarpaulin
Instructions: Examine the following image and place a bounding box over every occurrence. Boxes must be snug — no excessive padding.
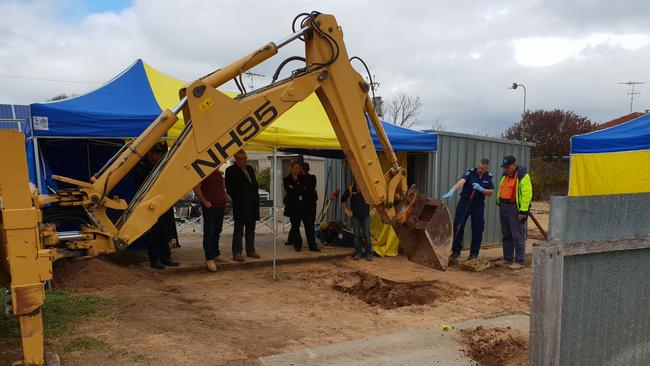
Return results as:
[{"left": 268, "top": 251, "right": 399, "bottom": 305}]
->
[
  {"left": 145, "top": 61, "right": 340, "bottom": 149},
  {"left": 569, "top": 150, "right": 650, "bottom": 196},
  {"left": 368, "top": 152, "right": 407, "bottom": 257}
]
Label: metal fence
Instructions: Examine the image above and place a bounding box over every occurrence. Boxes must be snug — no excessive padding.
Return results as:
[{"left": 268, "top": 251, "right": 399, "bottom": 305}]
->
[
  {"left": 530, "top": 193, "right": 650, "bottom": 366},
  {"left": 0, "top": 119, "right": 26, "bottom": 132}
]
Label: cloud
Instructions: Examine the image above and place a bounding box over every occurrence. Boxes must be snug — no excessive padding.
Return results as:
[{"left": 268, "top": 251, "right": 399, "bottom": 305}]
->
[
  {"left": 513, "top": 33, "right": 650, "bottom": 67},
  {"left": 0, "top": 0, "right": 649, "bottom": 134}
]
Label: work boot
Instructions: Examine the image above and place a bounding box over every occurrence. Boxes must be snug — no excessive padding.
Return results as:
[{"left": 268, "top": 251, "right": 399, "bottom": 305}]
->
[
  {"left": 448, "top": 252, "right": 461, "bottom": 265},
  {"left": 309, "top": 247, "right": 321, "bottom": 252},
  {"left": 353, "top": 253, "right": 362, "bottom": 260},
  {"left": 150, "top": 262, "right": 165, "bottom": 270},
  {"left": 509, "top": 263, "right": 524, "bottom": 270},
  {"left": 246, "top": 251, "right": 261, "bottom": 259},
  {"left": 233, "top": 254, "right": 246, "bottom": 262},
  {"left": 495, "top": 259, "right": 513, "bottom": 267},
  {"left": 365, "top": 253, "right": 374, "bottom": 261},
  {"left": 162, "top": 260, "right": 180, "bottom": 267},
  {"left": 206, "top": 260, "right": 218, "bottom": 272},
  {"left": 467, "top": 254, "right": 478, "bottom": 261}
]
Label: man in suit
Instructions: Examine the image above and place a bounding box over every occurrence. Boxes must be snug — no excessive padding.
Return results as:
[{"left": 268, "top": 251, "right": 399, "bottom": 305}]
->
[
  {"left": 225, "top": 150, "right": 261, "bottom": 261},
  {"left": 298, "top": 162, "right": 319, "bottom": 252}
]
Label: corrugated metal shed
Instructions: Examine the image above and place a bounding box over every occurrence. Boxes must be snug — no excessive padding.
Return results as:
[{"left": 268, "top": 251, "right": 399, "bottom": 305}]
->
[
  {"left": 326, "top": 130, "right": 534, "bottom": 247},
  {"left": 429, "top": 131, "right": 534, "bottom": 246}
]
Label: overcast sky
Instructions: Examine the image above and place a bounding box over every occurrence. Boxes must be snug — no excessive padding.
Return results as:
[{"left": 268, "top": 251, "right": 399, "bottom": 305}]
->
[{"left": 1, "top": 0, "right": 649, "bottom": 134}]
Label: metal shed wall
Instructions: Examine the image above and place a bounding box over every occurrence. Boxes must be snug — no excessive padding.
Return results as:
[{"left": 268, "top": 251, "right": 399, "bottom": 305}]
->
[{"left": 431, "top": 131, "right": 534, "bottom": 246}]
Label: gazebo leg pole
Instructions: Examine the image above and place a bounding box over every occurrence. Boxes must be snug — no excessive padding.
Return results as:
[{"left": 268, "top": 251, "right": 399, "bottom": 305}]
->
[{"left": 272, "top": 147, "right": 278, "bottom": 280}]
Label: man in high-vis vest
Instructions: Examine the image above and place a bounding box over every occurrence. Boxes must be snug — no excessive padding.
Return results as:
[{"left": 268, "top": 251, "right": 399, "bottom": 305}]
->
[{"left": 496, "top": 155, "right": 532, "bottom": 270}]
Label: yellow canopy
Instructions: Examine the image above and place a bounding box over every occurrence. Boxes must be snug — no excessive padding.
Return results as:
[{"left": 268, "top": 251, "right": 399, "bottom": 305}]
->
[{"left": 143, "top": 61, "right": 339, "bottom": 149}]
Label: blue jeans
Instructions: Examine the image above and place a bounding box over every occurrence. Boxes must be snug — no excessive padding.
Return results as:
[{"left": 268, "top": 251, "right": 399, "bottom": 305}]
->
[
  {"left": 452, "top": 202, "right": 485, "bottom": 257},
  {"left": 202, "top": 205, "right": 224, "bottom": 260},
  {"left": 351, "top": 216, "right": 372, "bottom": 256},
  {"left": 499, "top": 204, "right": 527, "bottom": 264}
]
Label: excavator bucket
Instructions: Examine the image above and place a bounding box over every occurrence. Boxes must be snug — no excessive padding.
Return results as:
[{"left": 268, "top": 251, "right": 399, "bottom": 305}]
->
[{"left": 392, "top": 187, "right": 453, "bottom": 271}]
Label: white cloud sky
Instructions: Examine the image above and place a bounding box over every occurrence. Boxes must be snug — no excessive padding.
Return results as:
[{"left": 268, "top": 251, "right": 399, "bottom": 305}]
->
[{"left": 1, "top": 0, "right": 649, "bottom": 134}]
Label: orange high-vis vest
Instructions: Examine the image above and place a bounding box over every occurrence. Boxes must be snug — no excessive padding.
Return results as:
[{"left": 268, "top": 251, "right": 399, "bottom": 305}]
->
[{"left": 499, "top": 172, "right": 518, "bottom": 201}]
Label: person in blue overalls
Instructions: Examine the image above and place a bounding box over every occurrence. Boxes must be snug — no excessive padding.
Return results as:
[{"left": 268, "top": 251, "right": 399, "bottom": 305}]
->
[{"left": 441, "top": 158, "right": 495, "bottom": 262}]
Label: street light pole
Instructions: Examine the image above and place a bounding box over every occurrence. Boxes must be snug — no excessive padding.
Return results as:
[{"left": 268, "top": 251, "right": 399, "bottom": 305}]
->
[{"left": 510, "top": 82, "right": 527, "bottom": 142}]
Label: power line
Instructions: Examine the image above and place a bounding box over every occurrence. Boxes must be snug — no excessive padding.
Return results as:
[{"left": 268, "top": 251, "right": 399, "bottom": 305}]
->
[
  {"left": 618, "top": 81, "right": 646, "bottom": 113},
  {"left": 0, "top": 74, "right": 102, "bottom": 84}
]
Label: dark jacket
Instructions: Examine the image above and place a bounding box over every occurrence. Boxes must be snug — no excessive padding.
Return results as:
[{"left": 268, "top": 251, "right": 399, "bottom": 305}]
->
[
  {"left": 283, "top": 174, "right": 303, "bottom": 217},
  {"left": 301, "top": 173, "right": 317, "bottom": 206},
  {"left": 225, "top": 164, "right": 260, "bottom": 221}
]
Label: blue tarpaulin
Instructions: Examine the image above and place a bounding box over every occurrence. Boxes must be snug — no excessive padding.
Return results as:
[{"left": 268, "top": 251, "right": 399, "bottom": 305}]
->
[{"left": 571, "top": 113, "right": 650, "bottom": 154}]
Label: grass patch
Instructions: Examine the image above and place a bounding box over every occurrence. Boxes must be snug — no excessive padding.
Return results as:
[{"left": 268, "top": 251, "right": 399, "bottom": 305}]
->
[
  {"left": 110, "top": 347, "right": 148, "bottom": 362},
  {"left": 63, "top": 336, "right": 107, "bottom": 353},
  {"left": 0, "top": 288, "right": 111, "bottom": 338}
]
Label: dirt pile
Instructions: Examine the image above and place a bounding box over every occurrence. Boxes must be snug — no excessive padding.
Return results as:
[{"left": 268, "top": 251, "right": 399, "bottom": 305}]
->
[
  {"left": 53, "top": 258, "right": 151, "bottom": 291},
  {"left": 459, "top": 325, "right": 528, "bottom": 366},
  {"left": 332, "top": 271, "right": 445, "bottom": 309}
]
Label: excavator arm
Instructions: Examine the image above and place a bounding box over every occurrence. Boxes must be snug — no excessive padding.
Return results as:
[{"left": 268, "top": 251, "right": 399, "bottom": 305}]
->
[
  {"left": 112, "top": 13, "right": 452, "bottom": 270},
  {"left": 1, "top": 12, "right": 452, "bottom": 365}
]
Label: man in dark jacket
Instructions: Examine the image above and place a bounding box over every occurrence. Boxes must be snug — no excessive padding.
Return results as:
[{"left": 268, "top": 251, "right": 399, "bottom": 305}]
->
[
  {"left": 341, "top": 181, "right": 373, "bottom": 261},
  {"left": 496, "top": 155, "right": 533, "bottom": 270},
  {"left": 299, "top": 162, "right": 319, "bottom": 252},
  {"left": 225, "top": 150, "right": 261, "bottom": 261},
  {"left": 135, "top": 142, "right": 180, "bottom": 270}
]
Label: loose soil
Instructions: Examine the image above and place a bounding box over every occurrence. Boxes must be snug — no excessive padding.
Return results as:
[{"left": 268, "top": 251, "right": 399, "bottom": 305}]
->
[
  {"left": 332, "top": 271, "right": 457, "bottom": 309},
  {"left": 459, "top": 325, "right": 528, "bottom": 366},
  {"left": 3, "top": 248, "right": 531, "bottom": 366}
]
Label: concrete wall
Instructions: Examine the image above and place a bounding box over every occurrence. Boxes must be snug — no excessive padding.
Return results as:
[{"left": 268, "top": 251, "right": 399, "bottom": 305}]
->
[{"left": 530, "top": 193, "right": 650, "bottom": 366}]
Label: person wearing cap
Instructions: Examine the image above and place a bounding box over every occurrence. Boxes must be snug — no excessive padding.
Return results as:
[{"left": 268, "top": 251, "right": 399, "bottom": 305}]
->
[
  {"left": 298, "top": 162, "right": 320, "bottom": 252},
  {"left": 135, "top": 142, "right": 180, "bottom": 270},
  {"left": 441, "top": 158, "right": 494, "bottom": 262},
  {"left": 496, "top": 155, "right": 533, "bottom": 270}
]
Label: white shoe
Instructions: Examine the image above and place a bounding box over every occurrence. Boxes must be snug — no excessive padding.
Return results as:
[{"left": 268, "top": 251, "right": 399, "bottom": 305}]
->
[
  {"left": 206, "top": 260, "right": 218, "bottom": 272},
  {"left": 508, "top": 263, "right": 524, "bottom": 270}
]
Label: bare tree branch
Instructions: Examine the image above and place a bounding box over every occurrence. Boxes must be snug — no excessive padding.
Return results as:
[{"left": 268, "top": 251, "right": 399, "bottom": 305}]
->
[{"left": 385, "top": 93, "right": 423, "bottom": 128}]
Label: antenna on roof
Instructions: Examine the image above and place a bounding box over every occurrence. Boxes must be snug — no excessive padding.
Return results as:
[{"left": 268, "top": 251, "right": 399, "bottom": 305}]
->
[
  {"left": 618, "top": 81, "right": 646, "bottom": 114},
  {"left": 244, "top": 72, "right": 266, "bottom": 91}
]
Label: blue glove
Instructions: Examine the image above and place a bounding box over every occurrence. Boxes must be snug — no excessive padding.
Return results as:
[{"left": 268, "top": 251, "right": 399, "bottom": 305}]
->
[
  {"left": 471, "top": 183, "right": 485, "bottom": 193},
  {"left": 441, "top": 188, "right": 456, "bottom": 200}
]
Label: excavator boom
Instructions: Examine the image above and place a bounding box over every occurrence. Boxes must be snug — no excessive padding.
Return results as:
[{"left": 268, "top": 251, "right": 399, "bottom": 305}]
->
[{"left": 0, "top": 12, "right": 452, "bottom": 365}]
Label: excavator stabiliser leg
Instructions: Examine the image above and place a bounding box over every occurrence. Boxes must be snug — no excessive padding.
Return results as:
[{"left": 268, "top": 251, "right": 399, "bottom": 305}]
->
[{"left": 393, "top": 187, "right": 453, "bottom": 271}]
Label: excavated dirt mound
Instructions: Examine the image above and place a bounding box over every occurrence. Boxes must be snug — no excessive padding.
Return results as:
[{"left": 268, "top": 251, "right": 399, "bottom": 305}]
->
[
  {"left": 53, "top": 257, "right": 153, "bottom": 291},
  {"left": 459, "top": 325, "right": 528, "bottom": 366},
  {"left": 332, "top": 271, "right": 448, "bottom": 309}
]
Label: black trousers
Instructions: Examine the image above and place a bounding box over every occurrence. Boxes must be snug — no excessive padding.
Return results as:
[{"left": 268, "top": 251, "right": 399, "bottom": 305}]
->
[
  {"left": 288, "top": 215, "right": 303, "bottom": 246},
  {"left": 233, "top": 219, "right": 256, "bottom": 255},
  {"left": 202, "top": 205, "right": 225, "bottom": 260},
  {"left": 289, "top": 204, "right": 317, "bottom": 250},
  {"left": 147, "top": 209, "right": 175, "bottom": 265}
]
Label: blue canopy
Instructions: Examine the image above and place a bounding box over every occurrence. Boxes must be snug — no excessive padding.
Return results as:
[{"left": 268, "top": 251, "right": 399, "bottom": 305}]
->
[
  {"left": 30, "top": 60, "right": 171, "bottom": 138},
  {"left": 284, "top": 119, "right": 437, "bottom": 158},
  {"left": 571, "top": 113, "right": 650, "bottom": 154}
]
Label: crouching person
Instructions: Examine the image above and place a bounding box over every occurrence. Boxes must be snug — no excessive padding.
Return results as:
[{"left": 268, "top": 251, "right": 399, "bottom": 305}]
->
[{"left": 341, "top": 181, "right": 373, "bottom": 261}]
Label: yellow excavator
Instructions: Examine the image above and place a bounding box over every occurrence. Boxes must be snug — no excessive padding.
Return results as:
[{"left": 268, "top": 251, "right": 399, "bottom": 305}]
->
[{"left": 0, "top": 12, "right": 452, "bottom": 365}]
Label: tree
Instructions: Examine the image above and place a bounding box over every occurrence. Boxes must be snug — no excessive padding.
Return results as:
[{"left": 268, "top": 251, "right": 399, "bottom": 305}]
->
[
  {"left": 384, "top": 93, "right": 423, "bottom": 128},
  {"left": 47, "top": 93, "right": 73, "bottom": 101},
  {"left": 430, "top": 118, "right": 446, "bottom": 131},
  {"left": 503, "top": 109, "right": 597, "bottom": 160}
]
